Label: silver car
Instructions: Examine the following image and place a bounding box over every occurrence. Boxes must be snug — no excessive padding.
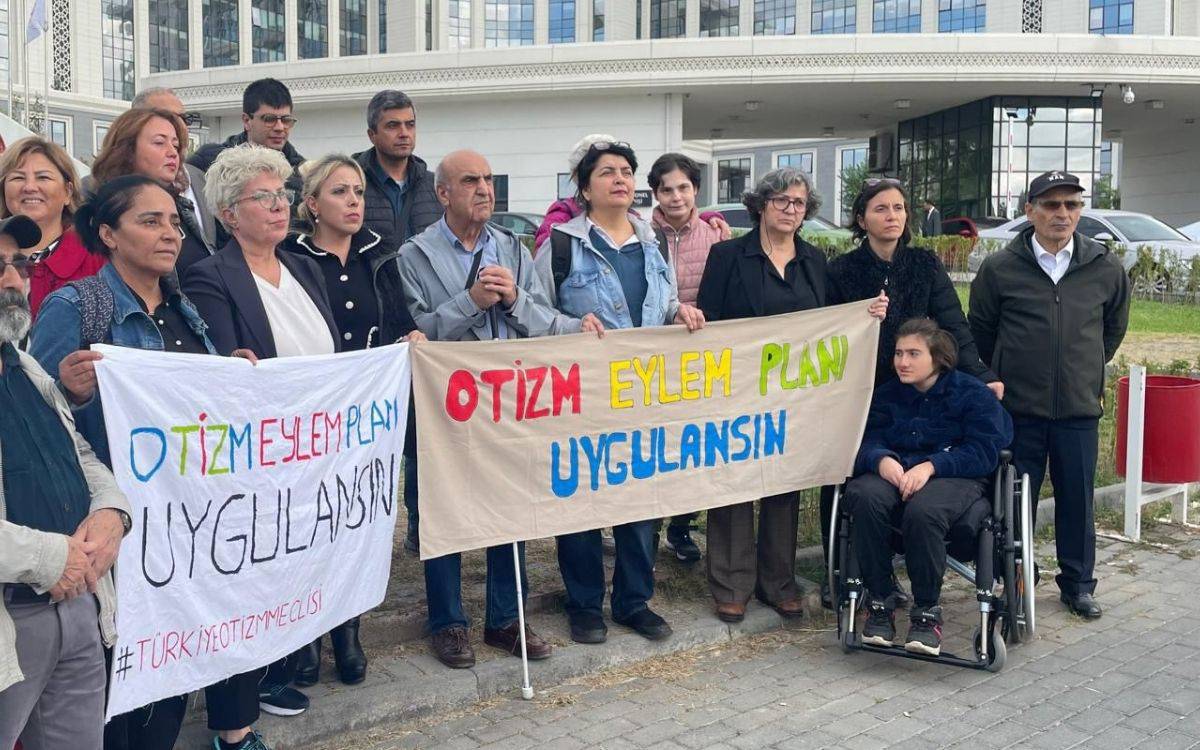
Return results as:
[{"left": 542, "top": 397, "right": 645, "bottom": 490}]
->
[{"left": 968, "top": 209, "right": 1200, "bottom": 284}]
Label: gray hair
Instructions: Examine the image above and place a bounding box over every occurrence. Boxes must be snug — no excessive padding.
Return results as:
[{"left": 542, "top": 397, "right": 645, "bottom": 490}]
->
[
  {"left": 203, "top": 143, "right": 293, "bottom": 230},
  {"left": 296, "top": 154, "right": 365, "bottom": 228},
  {"left": 367, "top": 90, "right": 415, "bottom": 132},
  {"left": 131, "top": 86, "right": 177, "bottom": 109},
  {"left": 742, "top": 167, "right": 822, "bottom": 226}
]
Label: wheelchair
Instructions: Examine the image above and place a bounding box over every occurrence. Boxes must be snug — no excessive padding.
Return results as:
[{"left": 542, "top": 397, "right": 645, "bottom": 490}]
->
[{"left": 828, "top": 450, "right": 1036, "bottom": 671}]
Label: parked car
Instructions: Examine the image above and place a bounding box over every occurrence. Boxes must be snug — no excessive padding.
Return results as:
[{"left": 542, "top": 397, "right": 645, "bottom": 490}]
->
[
  {"left": 697, "top": 203, "right": 853, "bottom": 243},
  {"left": 491, "top": 212, "right": 542, "bottom": 237},
  {"left": 1179, "top": 220, "right": 1200, "bottom": 242},
  {"left": 969, "top": 209, "right": 1200, "bottom": 284}
]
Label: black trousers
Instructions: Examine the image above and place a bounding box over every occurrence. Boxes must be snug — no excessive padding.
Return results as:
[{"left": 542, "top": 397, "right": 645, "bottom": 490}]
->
[
  {"left": 844, "top": 474, "right": 985, "bottom": 609},
  {"left": 104, "top": 647, "right": 187, "bottom": 750},
  {"left": 1010, "top": 416, "right": 1099, "bottom": 596},
  {"left": 204, "top": 666, "right": 265, "bottom": 731}
]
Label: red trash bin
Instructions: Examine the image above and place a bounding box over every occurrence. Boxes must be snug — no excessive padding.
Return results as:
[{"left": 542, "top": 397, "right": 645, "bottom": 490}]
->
[{"left": 1116, "top": 375, "right": 1200, "bottom": 484}]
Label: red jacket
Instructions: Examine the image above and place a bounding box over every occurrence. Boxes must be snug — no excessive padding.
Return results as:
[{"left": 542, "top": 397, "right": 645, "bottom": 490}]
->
[{"left": 29, "top": 228, "right": 106, "bottom": 319}]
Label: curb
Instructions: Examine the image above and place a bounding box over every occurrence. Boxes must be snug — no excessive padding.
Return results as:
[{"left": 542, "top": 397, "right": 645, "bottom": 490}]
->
[{"left": 176, "top": 582, "right": 820, "bottom": 748}]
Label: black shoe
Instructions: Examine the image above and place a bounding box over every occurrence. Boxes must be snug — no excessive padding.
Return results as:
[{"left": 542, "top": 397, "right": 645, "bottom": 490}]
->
[
  {"left": 294, "top": 638, "right": 321, "bottom": 687},
  {"left": 330, "top": 617, "right": 367, "bottom": 685},
  {"left": 1061, "top": 592, "right": 1103, "bottom": 620},
  {"left": 862, "top": 599, "right": 896, "bottom": 647},
  {"left": 820, "top": 579, "right": 833, "bottom": 611},
  {"left": 258, "top": 683, "right": 309, "bottom": 717},
  {"left": 614, "top": 607, "right": 673, "bottom": 641},
  {"left": 664, "top": 525, "right": 701, "bottom": 563},
  {"left": 404, "top": 527, "right": 419, "bottom": 557},
  {"left": 568, "top": 611, "right": 608, "bottom": 644},
  {"left": 905, "top": 606, "right": 943, "bottom": 656},
  {"left": 888, "top": 574, "right": 911, "bottom": 609}
]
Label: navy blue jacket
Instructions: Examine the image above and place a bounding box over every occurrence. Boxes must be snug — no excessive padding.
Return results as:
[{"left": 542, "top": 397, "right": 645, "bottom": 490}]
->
[{"left": 854, "top": 369, "right": 1013, "bottom": 479}]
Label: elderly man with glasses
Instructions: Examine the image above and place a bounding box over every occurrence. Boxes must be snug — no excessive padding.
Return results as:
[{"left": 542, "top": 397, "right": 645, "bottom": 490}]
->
[{"left": 969, "top": 170, "right": 1130, "bottom": 621}]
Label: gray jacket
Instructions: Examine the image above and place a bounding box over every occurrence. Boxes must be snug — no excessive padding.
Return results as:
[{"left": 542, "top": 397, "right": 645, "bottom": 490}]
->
[
  {"left": 0, "top": 349, "right": 130, "bottom": 692},
  {"left": 397, "top": 220, "right": 582, "bottom": 341}
]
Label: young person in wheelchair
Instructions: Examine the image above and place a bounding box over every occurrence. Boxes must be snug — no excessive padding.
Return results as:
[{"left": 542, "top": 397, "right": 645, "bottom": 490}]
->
[{"left": 845, "top": 318, "right": 1012, "bottom": 656}]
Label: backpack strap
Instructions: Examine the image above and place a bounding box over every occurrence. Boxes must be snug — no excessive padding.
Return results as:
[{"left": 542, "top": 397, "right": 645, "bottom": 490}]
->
[
  {"left": 65, "top": 276, "right": 115, "bottom": 347},
  {"left": 653, "top": 226, "right": 670, "bottom": 263},
  {"left": 550, "top": 228, "right": 572, "bottom": 292}
]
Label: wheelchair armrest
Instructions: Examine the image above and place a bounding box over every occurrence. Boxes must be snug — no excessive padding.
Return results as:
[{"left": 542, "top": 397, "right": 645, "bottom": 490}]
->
[{"left": 999, "top": 449, "right": 1013, "bottom": 465}]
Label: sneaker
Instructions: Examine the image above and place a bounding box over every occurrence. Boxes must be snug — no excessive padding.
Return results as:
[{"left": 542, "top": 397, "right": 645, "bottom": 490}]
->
[
  {"left": 257, "top": 683, "right": 309, "bottom": 717},
  {"left": 905, "top": 606, "right": 944, "bottom": 656},
  {"left": 212, "top": 731, "right": 272, "bottom": 750},
  {"left": 664, "top": 525, "right": 702, "bottom": 563},
  {"left": 861, "top": 599, "right": 895, "bottom": 647}
]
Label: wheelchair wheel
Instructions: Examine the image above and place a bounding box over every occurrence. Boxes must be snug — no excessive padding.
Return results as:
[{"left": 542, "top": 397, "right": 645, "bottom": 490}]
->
[
  {"left": 1001, "top": 464, "right": 1022, "bottom": 644},
  {"left": 1018, "top": 473, "right": 1037, "bottom": 641},
  {"left": 973, "top": 626, "right": 1007, "bottom": 672}
]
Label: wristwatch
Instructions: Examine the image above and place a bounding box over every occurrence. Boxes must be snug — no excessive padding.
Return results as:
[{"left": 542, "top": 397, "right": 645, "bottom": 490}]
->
[{"left": 115, "top": 509, "right": 133, "bottom": 535}]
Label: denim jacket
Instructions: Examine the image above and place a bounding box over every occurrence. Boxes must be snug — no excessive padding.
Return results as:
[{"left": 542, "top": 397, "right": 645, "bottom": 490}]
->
[
  {"left": 29, "top": 263, "right": 217, "bottom": 465},
  {"left": 534, "top": 213, "right": 681, "bottom": 330}
]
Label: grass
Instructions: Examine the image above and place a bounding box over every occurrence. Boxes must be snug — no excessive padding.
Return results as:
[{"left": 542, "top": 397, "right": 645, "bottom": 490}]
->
[{"left": 953, "top": 284, "right": 1200, "bottom": 337}]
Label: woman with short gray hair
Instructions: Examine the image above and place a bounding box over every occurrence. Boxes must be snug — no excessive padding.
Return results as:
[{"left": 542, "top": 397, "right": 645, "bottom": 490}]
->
[{"left": 695, "top": 167, "right": 887, "bottom": 625}]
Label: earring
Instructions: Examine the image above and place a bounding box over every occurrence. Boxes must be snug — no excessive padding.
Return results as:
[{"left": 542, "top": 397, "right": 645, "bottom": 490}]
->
[{"left": 313, "top": 214, "right": 320, "bottom": 224}]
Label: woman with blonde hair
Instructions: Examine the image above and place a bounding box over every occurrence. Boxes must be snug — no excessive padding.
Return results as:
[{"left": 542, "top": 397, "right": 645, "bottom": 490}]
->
[
  {"left": 0, "top": 136, "right": 98, "bottom": 316},
  {"left": 279, "top": 154, "right": 424, "bottom": 687}
]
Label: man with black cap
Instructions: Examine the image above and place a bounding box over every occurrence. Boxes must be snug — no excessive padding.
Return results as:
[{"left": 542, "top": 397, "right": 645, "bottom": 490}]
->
[
  {"left": 0, "top": 213, "right": 132, "bottom": 748},
  {"left": 969, "top": 170, "right": 1130, "bottom": 620}
]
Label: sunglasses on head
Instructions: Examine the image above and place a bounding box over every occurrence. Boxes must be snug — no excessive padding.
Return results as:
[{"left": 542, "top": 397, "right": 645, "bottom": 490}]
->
[
  {"left": 863, "top": 177, "right": 904, "bottom": 189},
  {"left": 588, "top": 141, "right": 632, "bottom": 156},
  {"left": 181, "top": 111, "right": 203, "bottom": 127}
]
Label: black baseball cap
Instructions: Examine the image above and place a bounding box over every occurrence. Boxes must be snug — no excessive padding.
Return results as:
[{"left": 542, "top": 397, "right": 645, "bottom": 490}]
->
[
  {"left": 0, "top": 215, "right": 40, "bottom": 249},
  {"left": 1027, "top": 171, "right": 1085, "bottom": 201}
]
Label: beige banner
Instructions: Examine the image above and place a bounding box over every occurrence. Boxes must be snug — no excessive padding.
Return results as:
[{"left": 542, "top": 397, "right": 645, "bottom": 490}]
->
[{"left": 412, "top": 300, "right": 880, "bottom": 559}]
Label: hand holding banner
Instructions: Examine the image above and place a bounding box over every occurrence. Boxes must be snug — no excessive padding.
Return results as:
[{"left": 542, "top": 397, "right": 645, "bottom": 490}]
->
[{"left": 412, "top": 301, "right": 879, "bottom": 559}]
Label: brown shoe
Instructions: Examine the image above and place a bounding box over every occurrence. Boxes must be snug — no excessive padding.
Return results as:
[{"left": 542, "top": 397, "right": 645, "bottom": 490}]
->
[
  {"left": 760, "top": 596, "right": 804, "bottom": 619},
  {"left": 431, "top": 626, "right": 475, "bottom": 669},
  {"left": 483, "top": 622, "right": 552, "bottom": 660},
  {"left": 715, "top": 601, "right": 746, "bottom": 623}
]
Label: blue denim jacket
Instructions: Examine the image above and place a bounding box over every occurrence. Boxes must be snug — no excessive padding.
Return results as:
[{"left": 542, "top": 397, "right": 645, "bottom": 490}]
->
[
  {"left": 29, "top": 263, "right": 216, "bottom": 466},
  {"left": 534, "top": 213, "right": 680, "bottom": 331}
]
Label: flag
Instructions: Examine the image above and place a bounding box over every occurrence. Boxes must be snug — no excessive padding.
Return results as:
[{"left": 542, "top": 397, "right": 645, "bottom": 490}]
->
[{"left": 26, "top": 0, "right": 48, "bottom": 44}]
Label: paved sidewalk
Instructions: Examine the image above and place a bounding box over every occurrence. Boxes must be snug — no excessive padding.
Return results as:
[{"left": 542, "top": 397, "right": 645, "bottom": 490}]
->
[{"left": 312, "top": 523, "right": 1200, "bottom": 750}]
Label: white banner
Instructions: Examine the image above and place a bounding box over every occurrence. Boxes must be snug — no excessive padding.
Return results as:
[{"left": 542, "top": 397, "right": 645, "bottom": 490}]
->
[{"left": 95, "top": 344, "right": 410, "bottom": 719}]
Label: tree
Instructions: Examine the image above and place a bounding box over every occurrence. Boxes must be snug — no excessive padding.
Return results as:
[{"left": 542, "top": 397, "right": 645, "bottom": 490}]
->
[
  {"left": 1094, "top": 175, "right": 1121, "bottom": 209},
  {"left": 838, "top": 160, "right": 872, "bottom": 224}
]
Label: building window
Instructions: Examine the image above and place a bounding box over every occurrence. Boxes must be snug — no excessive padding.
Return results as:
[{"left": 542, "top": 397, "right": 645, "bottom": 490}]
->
[
  {"left": 592, "top": 0, "right": 605, "bottom": 40},
  {"left": 717, "top": 157, "right": 751, "bottom": 203},
  {"left": 557, "top": 173, "right": 573, "bottom": 199},
  {"left": 448, "top": 0, "right": 471, "bottom": 48},
  {"left": 776, "top": 151, "right": 813, "bottom": 175},
  {"left": 49, "top": 0, "right": 70, "bottom": 90},
  {"left": 379, "top": 0, "right": 387, "bottom": 51},
  {"left": 700, "top": 0, "right": 738, "bottom": 35},
  {"left": 494, "top": 175, "right": 509, "bottom": 212},
  {"left": 93, "top": 122, "right": 111, "bottom": 154},
  {"left": 251, "top": 0, "right": 286, "bottom": 62},
  {"left": 101, "top": 0, "right": 135, "bottom": 100},
  {"left": 149, "top": 0, "right": 189, "bottom": 72},
  {"left": 298, "top": 0, "right": 328, "bottom": 58},
  {"left": 1021, "top": 0, "right": 1041, "bottom": 32},
  {"left": 203, "top": 0, "right": 239, "bottom": 67},
  {"left": 938, "top": 0, "right": 985, "bottom": 32},
  {"left": 651, "top": 0, "right": 685, "bottom": 38},
  {"left": 811, "top": 0, "right": 855, "bottom": 33},
  {"left": 0, "top": 0, "right": 8, "bottom": 87},
  {"left": 754, "top": 0, "right": 794, "bottom": 34},
  {"left": 636, "top": 0, "right": 642, "bottom": 37},
  {"left": 837, "top": 145, "right": 868, "bottom": 222},
  {"left": 341, "top": 0, "right": 368, "bottom": 54},
  {"left": 1089, "top": 0, "right": 1133, "bottom": 34},
  {"left": 485, "top": 0, "right": 534, "bottom": 45},
  {"left": 1099, "top": 141, "right": 1113, "bottom": 177},
  {"left": 47, "top": 117, "right": 69, "bottom": 151},
  {"left": 873, "top": 0, "right": 920, "bottom": 32},
  {"left": 425, "top": 0, "right": 433, "bottom": 50},
  {"left": 550, "top": 0, "right": 575, "bottom": 42}
]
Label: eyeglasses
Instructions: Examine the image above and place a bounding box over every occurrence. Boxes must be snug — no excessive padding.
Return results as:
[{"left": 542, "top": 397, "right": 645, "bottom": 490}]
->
[
  {"left": 1035, "top": 198, "right": 1085, "bottom": 211},
  {"left": 863, "top": 177, "right": 904, "bottom": 189},
  {"left": 181, "top": 111, "right": 203, "bottom": 127},
  {"left": 768, "top": 196, "right": 807, "bottom": 213},
  {"left": 0, "top": 255, "right": 32, "bottom": 279},
  {"left": 254, "top": 114, "right": 298, "bottom": 127},
  {"left": 233, "top": 189, "right": 295, "bottom": 210},
  {"left": 587, "top": 141, "right": 632, "bottom": 156}
]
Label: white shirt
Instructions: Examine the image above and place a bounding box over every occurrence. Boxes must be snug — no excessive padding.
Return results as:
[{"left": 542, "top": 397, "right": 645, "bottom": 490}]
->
[
  {"left": 180, "top": 184, "right": 205, "bottom": 241},
  {"left": 585, "top": 217, "right": 642, "bottom": 249},
  {"left": 252, "top": 265, "right": 336, "bottom": 358},
  {"left": 1031, "top": 234, "right": 1074, "bottom": 285}
]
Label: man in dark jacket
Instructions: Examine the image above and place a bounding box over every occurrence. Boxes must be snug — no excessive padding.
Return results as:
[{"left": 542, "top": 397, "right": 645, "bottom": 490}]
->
[
  {"left": 920, "top": 198, "right": 942, "bottom": 236},
  {"left": 353, "top": 90, "right": 442, "bottom": 556},
  {"left": 969, "top": 170, "right": 1130, "bottom": 620},
  {"left": 188, "top": 78, "right": 306, "bottom": 240}
]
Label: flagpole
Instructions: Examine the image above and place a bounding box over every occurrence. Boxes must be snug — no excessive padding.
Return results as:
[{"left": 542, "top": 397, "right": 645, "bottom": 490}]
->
[
  {"left": 19, "top": 0, "right": 28, "bottom": 128},
  {"left": 41, "top": 13, "right": 48, "bottom": 135},
  {"left": 5, "top": 0, "right": 13, "bottom": 119}
]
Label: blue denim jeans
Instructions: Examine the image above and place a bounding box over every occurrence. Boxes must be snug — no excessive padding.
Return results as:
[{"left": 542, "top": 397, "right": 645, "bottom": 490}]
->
[
  {"left": 424, "top": 543, "right": 528, "bottom": 634},
  {"left": 556, "top": 520, "right": 655, "bottom": 621}
]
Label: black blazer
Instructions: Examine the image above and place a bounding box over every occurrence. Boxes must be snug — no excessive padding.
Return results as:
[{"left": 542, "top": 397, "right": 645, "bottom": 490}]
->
[
  {"left": 182, "top": 238, "right": 341, "bottom": 358},
  {"left": 696, "top": 227, "right": 828, "bottom": 322}
]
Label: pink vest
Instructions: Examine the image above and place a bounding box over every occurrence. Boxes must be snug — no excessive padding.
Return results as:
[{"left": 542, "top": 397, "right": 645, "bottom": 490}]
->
[{"left": 652, "top": 208, "right": 723, "bottom": 306}]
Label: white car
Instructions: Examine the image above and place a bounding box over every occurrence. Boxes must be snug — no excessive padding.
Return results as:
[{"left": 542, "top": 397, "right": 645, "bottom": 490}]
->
[
  {"left": 969, "top": 209, "right": 1200, "bottom": 279},
  {"left": 1179, "top": 220, "right": 1200, "bottom": 242}
]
